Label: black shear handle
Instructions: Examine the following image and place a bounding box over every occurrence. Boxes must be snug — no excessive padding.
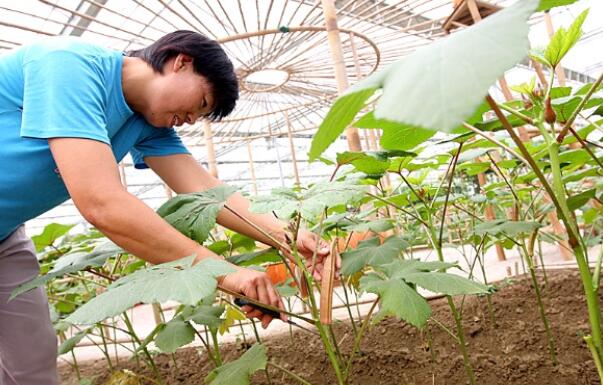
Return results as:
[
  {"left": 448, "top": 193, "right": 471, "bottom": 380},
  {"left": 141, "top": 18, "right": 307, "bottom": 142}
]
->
[{"left": 234, "top": 298, "right": 281, "bottom": 318}]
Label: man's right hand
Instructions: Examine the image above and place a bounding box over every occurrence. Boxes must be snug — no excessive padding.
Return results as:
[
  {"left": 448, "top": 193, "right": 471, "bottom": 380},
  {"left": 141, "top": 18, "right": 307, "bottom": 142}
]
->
[{"left": 218, "top": 267, "right": 286, "bottom": 329}]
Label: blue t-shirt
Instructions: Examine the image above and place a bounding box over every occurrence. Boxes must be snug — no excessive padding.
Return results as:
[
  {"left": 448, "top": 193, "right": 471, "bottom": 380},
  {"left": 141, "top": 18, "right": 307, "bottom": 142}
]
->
[{"left": 0, "top": 37, "right": 190, "bottom": 240}]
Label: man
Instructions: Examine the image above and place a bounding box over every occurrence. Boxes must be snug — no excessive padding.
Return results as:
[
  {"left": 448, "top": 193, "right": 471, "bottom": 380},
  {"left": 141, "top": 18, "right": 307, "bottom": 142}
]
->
[{"left": 0, "top": 30, "right": 331, "bottom": 385}]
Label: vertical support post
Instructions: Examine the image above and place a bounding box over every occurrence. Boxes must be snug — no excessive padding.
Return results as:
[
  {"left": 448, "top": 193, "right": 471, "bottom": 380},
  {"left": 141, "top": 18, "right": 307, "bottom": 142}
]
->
[
  {"left": 204, "top": 120, "right": 219, "bottom": 178},
  {"left": 247, "top": 141, "right": 258, "bottom": 195},
  {"left": 268, "top": 123, "right": 286, "bottom": 187},
  {"left": 321, "top": 0, "right": 362, "bottom": 152},
  {"left": 350, "top": 31, "right": 379, "bottom": 151},
  {"left": 464, "top": 0, "right": 511, "bottom": 261},
  {"left": 118, "top": 162, "right": 128, "bottom": 187},
  {"left": 285, "top": 111, "right": 301, "bottom": 186},
  {"left": 477, "top": 172, "right": 507, "bottom": 261}
]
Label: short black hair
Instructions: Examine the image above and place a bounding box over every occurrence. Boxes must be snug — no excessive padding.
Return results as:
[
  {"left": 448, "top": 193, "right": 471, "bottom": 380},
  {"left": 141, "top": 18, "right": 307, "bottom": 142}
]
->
[{"left": 127, "top": 30, "right": 238, "bottom": 121}]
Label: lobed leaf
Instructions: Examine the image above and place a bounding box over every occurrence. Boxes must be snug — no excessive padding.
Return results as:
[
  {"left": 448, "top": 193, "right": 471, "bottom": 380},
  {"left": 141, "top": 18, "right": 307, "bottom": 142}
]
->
[
  {"left": 538, "top": 0, "right": 579, "bottom": 11},
  {"left": 157, "top": 185, "right": 238, "bottom": 244},
  {"left": 360, "top": 273, "right": 431, "bottom": 328},
  {"left": 155, "top": 319, "right": 196, "bottom": 353},
  {"left": 10, "top": 240, "right": 122, "bottom": 300},
  {"left": 543, "top": 9, "right": 588, "bottom": 68},
  {"left": 373, "top": 0, "right": 538, "bottom": 132},
  {"left": 66, "top": 257, "right": 234, "bottom": 325},
  {"left": 404, "top": 272, "right": 489, "bottom": 295},
  {"left": 341, "top": 236, "right": 408, "bottom": 276},
  {"left": 205, "top": 344, "right": 267, "bottom": 385},
  {"left": 32, "top": 223, "right": 76, "bottom": 252}
]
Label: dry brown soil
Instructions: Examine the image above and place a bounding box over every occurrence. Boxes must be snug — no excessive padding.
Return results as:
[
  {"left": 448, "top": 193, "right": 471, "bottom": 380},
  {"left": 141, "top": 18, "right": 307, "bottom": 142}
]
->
[{"left": 59, "top": 269, "right": 602, "bottom": 384}]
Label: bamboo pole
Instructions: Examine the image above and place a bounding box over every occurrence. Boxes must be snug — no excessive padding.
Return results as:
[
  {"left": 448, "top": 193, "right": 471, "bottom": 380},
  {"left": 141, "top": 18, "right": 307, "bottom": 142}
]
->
[
  {"left": 461, "top": 1, "right": 507, "bottom": 260},
  {"left": 285, "top": 111, "right": 301, "bottom": 186},
  {"left": 349, "top": 31, "right": 380, "bottom": 152},
  {"left": 203, "top": 120, "right": 219, "bottom": 178},
  {"left": 118, "top": 162, "right": 128, "bottom": 187},
  {"left": 321, "top": 0, "right": 362, "bottom": 152},
  {"left": 246, "top": 141, "right": 259, "bottom": 195}
]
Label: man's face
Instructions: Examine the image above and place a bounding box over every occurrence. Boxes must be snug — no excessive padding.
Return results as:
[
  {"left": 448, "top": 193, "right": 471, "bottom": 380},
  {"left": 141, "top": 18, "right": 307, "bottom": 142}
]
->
[{"left": 144, "top": 54, "right": 215, "bottom": 128}]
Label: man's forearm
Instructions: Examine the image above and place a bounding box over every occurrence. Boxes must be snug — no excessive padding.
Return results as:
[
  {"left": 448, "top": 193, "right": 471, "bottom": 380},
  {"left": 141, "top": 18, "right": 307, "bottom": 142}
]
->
[
  {"left": 145, "top": 154, "right": 288, "bottom": 250},
  {"left": 217, "top": 191, "right": 288, "bottom": 249},
  {"left": 85, "top": 190, "right": 219, "bottom": 265}
]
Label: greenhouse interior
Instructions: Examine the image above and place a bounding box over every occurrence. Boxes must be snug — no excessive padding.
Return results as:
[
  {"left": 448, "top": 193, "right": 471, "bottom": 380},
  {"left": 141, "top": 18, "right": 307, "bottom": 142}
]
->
[{"left": 0, "top": 0, "right": 602, "bottom": 384}]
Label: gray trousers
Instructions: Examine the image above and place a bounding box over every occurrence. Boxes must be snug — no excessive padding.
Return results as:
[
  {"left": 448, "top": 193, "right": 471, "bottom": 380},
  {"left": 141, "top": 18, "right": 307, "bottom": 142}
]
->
[{"left": 0, "top": 227, "right": 58, "bottom": 385}]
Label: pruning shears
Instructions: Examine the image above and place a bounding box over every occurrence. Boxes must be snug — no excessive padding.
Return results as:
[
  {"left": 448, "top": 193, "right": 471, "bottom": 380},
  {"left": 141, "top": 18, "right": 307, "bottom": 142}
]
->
[{"left": 233, "top": 297, "right": 320, "bottom": 337}]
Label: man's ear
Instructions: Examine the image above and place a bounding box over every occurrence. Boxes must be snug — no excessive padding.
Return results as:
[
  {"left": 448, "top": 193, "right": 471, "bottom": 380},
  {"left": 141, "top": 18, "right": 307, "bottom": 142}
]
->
[{"left": 173, "top": 54, "right": 194, "bottom": 73}]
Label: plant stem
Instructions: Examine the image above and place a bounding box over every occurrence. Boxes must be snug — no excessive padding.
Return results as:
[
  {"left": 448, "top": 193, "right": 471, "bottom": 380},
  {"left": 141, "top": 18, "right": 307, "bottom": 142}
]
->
[
  {"left": 267, "top": 362, "right": 313, "bottom": 385},
  {"left": 365, "top": 192, "right": 429, "bottom": 227},
  {"left": 487, "top": 93, "right": 603, "bottom": 379},
  {"left": 223, "top": 205, "right": 301, "bottom": 289},
  {"left": 122, "top": 312, "right": 163, "bottom": 384},
  {"left": 566, "top": 126, "right": 603, "bottom": 169},
  {"left": 429, "top": 317, "right": 460, "bottom": 344},
  {"left": 344, "top": 299, "right": 379, "bottom": 379},
  {"left": 70, "top": 350, "right": 81, "bottom": 380},
  {"left": 519, "top": 242, "right": 557, "bottom": 364},
  {"left": 447, "top": 296, "right": 477, "bottom": 385},
  {"left": 193, "top": 329, "right": 218, "bottom": 367},
  {"left": 593, "top": 245, "right": 603, "bottom": 290},
  {"left": 341, "top": 282, "right": 358, "bottom": 336},
  {"left": 210, "top": 328, "right": 223, "bottom": 366},
  {"left": 98, "top": 324, "right": 114, "bottom": 371},
  {"left": 497, "top": 103, "right": 534, "bottom": 125},
  {"left": 557, "top": 71, "right": 603, "bottom": 142},
  {"left": 462, "top": 122, "right": 527, "bottom": 164},
  {"left": 585, "top": 335, "right": 603, "bottom": 383}
]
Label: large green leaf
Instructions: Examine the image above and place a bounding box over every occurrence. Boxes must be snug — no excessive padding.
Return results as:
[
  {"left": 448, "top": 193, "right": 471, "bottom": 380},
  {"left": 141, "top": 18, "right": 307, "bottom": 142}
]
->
[
  {"left": 381, "top": 125, "right": 436, "bottom": 151},
  {"left": 372, "top": 0, "right": 537, "bottom": 131},
  {"left": 354, "top": 112, "right": 436, "bottom": 151},
  {"left": 183, "top": 304, "right": 225, "bottom": 328},
  {"left": 342, "top": 218, "right": 394, "bottom": 233},
  {"left": 31, "top": 223, "right": 76, "bottom": 252},
  {"left": 538, "top": 0, "right": 579, "bottom": 11},
  {"left": 157, "top": 185, "right": 238, "bottom": 243},
  {"left": 155, "top": 319, "right": 196, "bottom": 353},
  {"left": 403, "top": 272, "right": 489, "bottom": 295},
  {"left": 474, "top": 220, "right": 542, "bottom": 237},
  {"left": 10, "top": 241, "right": 122, "bottom": 300},
  {"left": 58, "top": 328, "right": 92, "bottom": 355},
  {"left": 567, "top": 188, "right": 596, "bottom": 211},
  {"left": 341, "top": 236, "right": 408, "bottom": 275},
  {"left": 66, "top": 256, "right": 234, "bottom": 325},
  {"left": 360, "top": 273, "right": 431, "bottom": 328},
  {"left": 250, "top": 181, "right": 367, "bottom": 219},
  {"left": 205, "top": 344, "right": 267, "bottom": 385},
  {"left": 542, "top": 9, "right": 588, "bottom": 68},
  {"left": 308, "top": 86, "right": 381, "bottom": 161},
  {"left": 308, "top": 0, "right": 536, "bottom": 158},
  {"left": 226, "top": 249, "right": 282, "bottom": 267},
  {"left": 336, "top": 151, "right": 390, "bottom": 175}
]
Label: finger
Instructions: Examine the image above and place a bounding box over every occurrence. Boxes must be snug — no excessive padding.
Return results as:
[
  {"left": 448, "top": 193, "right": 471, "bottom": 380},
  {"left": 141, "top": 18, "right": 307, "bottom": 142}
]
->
[
  {"left": 246, "top": 309, "right": 264, "bottom": 319},
  {"left": 241, "top": 305, "right": 252, "bottom": 313},
  {"left": 318, "top": 239, "right": 330, "bottom": 255},
  {"left": 314, "top": 263, "right": 324, "bottom": 281},
  {"left": 261, "top": 314, "right": 273, "bottom": 329},
  {"left": 266, "top": 282, "right": 287, "bottom": 321},
  {"left": 243, "top": 285, "right": 261, "bottom": 319},
  {"left": 336, "top": 252, "right": 342, "bottom": 269}
]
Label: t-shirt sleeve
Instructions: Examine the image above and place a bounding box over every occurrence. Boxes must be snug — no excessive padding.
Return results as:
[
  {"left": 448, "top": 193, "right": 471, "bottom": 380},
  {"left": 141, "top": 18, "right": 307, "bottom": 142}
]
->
[
  {"left": 130, "top": 122, "right": 190, "bottom": 169},
  {"left": 21, "top": 49, "right": 109, "bottom": 144}
]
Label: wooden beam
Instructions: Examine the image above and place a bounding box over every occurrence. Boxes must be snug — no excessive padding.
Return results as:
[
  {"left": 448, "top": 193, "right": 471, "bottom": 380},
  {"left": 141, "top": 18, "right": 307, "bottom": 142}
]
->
[{"left": 321, "top": 0, "right": 362, "bottom": 152}]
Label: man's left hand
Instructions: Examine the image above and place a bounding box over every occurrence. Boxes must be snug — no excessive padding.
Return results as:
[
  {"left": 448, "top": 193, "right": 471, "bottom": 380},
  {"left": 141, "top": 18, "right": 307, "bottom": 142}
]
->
[{"left": 280, "top": 229, "right": 340, "bottom": 281}]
